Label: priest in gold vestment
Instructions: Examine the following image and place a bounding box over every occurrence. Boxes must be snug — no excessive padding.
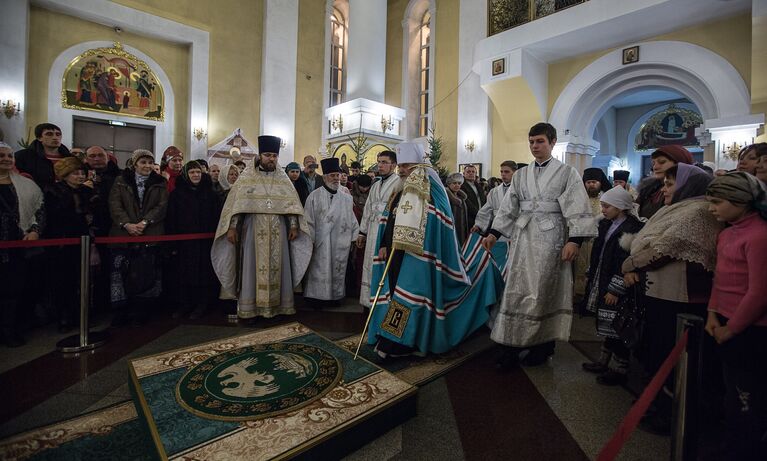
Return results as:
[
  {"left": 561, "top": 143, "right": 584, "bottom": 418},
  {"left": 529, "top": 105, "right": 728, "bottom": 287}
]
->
[{"left": 211, "top": 136, "right": 312, "bottom": 320}]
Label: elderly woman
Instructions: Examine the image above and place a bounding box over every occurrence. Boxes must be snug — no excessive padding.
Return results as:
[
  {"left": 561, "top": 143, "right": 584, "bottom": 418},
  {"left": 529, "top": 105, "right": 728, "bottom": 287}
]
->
[
  {"left": 166, "top": 161, "right": 222, "bottom": 319},
  {"left": 636, "top": 145, "right": 694, "bottom": 219},
  {"left": 108, "top": 149, "right": 168, "bottom": 326},
  {"left": 218, "top": 164, "right": 240, "bottom": 200},
  {"left": 160, "top": 146, "right": 184, "bottom": 192},
  {"left": 622, "top": 163, "right": 720, "bottom": 435},
  {"left": 285, "top": 162, "right": 309, "bottom": 206},
  {"left": 0, "top": 142, "right": 44, "bottom": 346},
  {"left": 446, "top": 172, "right": 469, "bottom": 245},
  {"left": 705, "top": 172, "right": 767, "bottom": 460},
  {"left": 45, "top": 157, "right": 96, "bottom": 332}
]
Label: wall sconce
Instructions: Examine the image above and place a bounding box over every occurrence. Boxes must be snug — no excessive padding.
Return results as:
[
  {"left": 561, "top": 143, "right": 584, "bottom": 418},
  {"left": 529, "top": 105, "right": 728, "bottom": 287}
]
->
[
  {"left": 2, "top": 100, "right": 21, "bottom": 119},
  {"left": 280, "top": 138, "right": 287, "bottom": 149},
  {"left": 464, "top": 139, "right": 476, "bottom": 153},
  {"left": 721, "top": 141, "right": 750, "bottom": 161},
  {"left": 331, "top": 114, "right": 343, "bottom": 132},
  {"left": 193, "top": 127, "right": 207, "bottom": 141},
  {"left": 381, "top": 115, "right": 394, "bottom": 134}
]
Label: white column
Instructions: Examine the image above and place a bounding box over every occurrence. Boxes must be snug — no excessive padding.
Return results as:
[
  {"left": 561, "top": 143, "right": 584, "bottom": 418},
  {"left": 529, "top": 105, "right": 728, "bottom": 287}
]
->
[
  {"left": 260, "top": 0, "right": 299, "bottom": 164},
  {"left": 457, "top": 0, "right": 491, "bottom": 174},
  {"left": 346, "top": 0, "right": 387, "bottom": 102},
  {"left": 0, "top": 0, "right": 29, "bottom": 150}
]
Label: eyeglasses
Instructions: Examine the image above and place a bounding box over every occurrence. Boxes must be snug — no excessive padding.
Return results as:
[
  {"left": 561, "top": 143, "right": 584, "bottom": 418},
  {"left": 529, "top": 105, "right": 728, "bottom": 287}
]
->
[{"left": 377, "top": 160, "right": 393, "bottom": 165}]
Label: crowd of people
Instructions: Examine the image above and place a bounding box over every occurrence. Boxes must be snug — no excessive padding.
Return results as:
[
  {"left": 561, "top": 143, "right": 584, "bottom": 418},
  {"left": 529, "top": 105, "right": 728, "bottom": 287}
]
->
[{"left": 1, "top": 121, "right": 766, "bottom": 458}]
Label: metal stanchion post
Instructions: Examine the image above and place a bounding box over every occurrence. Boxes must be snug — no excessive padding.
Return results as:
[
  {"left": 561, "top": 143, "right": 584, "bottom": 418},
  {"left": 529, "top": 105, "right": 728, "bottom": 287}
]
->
[
  {"left": 670, "top": 314, "right": 704, "bottom": 461},
  {"left": 57, "top": 235, "right": 109, "bottom": 353}
]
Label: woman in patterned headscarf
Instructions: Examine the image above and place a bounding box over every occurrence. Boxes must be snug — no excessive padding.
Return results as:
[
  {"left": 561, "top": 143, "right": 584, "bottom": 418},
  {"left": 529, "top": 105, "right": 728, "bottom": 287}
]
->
[
  {"left": 622, "top": 163, "right": 720, "bottom": 435},
  {"left": 705, "top": 172, "right": 767, "bottom": 460},
  {"left": 166, "top": 161, "right": 222, "bottom": 319}
]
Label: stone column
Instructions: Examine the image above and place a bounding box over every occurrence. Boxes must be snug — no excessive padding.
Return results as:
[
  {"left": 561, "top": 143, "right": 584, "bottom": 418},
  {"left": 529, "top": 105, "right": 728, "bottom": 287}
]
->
[
  {"left": 555, "top": 135, "right": 599, "bottom": 175},
  {"left": 346, "top": 0, "right": 387, "bottom": 102},
  {"left": 260, "top": 0, "right": 299, "bottom": 163},
  {"left": 0, "top": 0, "right": 29, "bottom": 150}
]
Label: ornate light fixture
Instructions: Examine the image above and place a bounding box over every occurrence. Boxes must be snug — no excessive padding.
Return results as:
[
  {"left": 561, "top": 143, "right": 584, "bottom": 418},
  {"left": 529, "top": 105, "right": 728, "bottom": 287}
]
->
[
  {"left": 721, "top": 141, "right": 747, "bottom": 162},
  {"left": 464, "top": 139, "right": 476, "bottom": 153},
  {"left": 381, "top": 115, "right": 394, "bottom": 134},
  {"left": 331, "top": 114, "right": 343, "bottom": 132},
  {"left": 193, "top": 127, "right": 207, "bottom": 141},
  {"left": 2, "top": 100, "right": 21, "bottom": 119}
]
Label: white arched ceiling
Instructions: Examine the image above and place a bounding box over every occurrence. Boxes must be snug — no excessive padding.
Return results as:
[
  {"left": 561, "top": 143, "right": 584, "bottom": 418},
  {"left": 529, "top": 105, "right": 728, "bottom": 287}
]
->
[{"left": 549, "top": 41, "right": 751, "bottom": 141}]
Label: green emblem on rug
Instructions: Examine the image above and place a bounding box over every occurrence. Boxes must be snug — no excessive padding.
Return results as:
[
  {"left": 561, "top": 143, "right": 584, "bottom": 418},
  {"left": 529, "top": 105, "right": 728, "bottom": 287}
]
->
[{"left": 176, "top": 343, "right": 342, "bottom": 421}]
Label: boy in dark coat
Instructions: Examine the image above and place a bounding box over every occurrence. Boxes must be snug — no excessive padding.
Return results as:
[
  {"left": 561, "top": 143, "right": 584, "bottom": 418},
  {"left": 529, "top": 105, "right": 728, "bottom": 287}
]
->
[{"left": 582, "top": 186, "right": 645, "bottom": 385}]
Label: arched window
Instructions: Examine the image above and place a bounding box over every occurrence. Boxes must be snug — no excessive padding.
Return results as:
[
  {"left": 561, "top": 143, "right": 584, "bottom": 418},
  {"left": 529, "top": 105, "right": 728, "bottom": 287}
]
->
[
  {"left": 329, "top": 10, "right": 347, "bottom": 107},
  {"left": 418, "top": 11, "right": 431, "bottom": 137}
]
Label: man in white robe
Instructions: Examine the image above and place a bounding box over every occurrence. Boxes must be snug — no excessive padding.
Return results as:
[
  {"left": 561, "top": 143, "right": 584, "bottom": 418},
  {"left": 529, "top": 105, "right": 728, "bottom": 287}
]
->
[
  {"left": 211, "top": 135, "right": 312, "bottom": 321},
  {"left": 482, "top": 123, "right": 597, "bottom": 368},
  {"left": 472, "top": 160, "right": 518, "bottom": 277},
  {"left": 303, "top": 158, "right": 359, "bottom": 306},
  {"left": 356, "top": 150, "right": 401, "bottom": 307}
]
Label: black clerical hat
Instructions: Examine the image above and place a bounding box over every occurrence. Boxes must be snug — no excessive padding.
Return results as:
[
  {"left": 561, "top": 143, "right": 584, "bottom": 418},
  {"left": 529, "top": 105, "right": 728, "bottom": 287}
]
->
[
  {"left": 320, "top": 157, "right": 342, "bottom": 174},
  {"left": 258, "top": 135, "right": 281, "bottom": 155},
  {"left": 613, "top": 170, "right": 630, "bottom": 182},
  {"left": 583, "top": 167, "right": 611, "bottom": 192}
]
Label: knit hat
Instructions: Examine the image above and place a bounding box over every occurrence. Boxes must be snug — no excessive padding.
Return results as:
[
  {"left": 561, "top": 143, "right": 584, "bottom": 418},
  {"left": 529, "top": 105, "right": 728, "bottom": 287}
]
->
[
  {"left": 357, "top": 174, "right": 372, "bottom": 187},
  {"left": 54, "top": 156, "right": 85, "bottom": 179},
  {"left": 600, "top": 186, "right": 634, "bottom": 211},
  {"left": 651, "top": 145, "right": 693, "bottom": 165},
  {"left": 131, "top": 149, "right": 155, "bottom": 167},
  {"left": 162, "top": 146, "right": 183, "bottom": 161},
  {"left": 285, "top": 162, "right": 301, "bottom": 172}
]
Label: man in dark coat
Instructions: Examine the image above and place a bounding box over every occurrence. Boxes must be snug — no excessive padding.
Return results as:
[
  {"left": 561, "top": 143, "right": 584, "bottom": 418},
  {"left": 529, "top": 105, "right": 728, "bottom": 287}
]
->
[
  {"left": 15, "top": 123, "right": 73, "bottom": 189},
  {"left": 460, "top": 164, "right": 486, "bottom": 229},
  {"left": 300, "top": 155, "right": 323, "bottom": 191}
]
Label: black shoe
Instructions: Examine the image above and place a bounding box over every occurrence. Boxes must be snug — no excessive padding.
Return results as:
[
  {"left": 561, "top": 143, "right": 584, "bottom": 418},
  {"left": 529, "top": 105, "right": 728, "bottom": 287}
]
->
[
  {"left": 521, "top": 348, "right": 552, "bottom": 367},
  {"left": 639, "top": 412, "right": 671, "bottom": 436},
  {"left": 597, "top": 370, "right": 628, "bottom": 386},
  {"left": 495, "top": 348, "right": 519, "bottom": 371},
  {"left": 582, "top": 362, "right": 608, "bottom": 374}
]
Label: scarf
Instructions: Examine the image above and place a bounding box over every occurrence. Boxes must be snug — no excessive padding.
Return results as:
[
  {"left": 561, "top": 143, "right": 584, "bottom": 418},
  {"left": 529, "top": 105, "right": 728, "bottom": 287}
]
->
[
  {"left": 9, "top": 172, "right": 43, "bottom": 234},
  {"left": 219, "top": 164, "right": 238, "bottom": 190},
  {"left": 706, "top": 171, "right": 767, "bottom": 220},
  {"left": 135, "top": 173, "right": 149, "bottom": 204},
  {"left": 630, "top": 198, "right": 722, "bottom": 271},
  {"left": 671, "top": 164, "right": 711, "bottom": 203},
  {"left": 181, "top": 160, "right": 203, "bottom": 190}
]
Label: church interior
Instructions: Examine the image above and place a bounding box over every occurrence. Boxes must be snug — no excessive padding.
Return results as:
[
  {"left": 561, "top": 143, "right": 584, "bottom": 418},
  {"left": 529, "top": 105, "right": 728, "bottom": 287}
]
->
[{"left": 1, "top": 0, "right": 765, "bottom": 460}]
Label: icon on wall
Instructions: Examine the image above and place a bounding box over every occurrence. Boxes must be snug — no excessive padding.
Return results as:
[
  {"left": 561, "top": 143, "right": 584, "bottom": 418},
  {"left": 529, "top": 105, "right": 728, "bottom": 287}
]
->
[
  {"left": 492, "top": 58, "right": 506, "bottom": 76},
  {"left": 62, "top": 42, "right": 164, "bottom": 121},
  {"left": 622, "top": 46, "right": 639, "bottom": 65}
]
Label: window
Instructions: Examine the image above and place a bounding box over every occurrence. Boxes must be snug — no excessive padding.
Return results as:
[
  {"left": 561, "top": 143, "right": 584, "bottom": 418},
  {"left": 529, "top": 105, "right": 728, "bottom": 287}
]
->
[
  {"left": 418, "top": 11, "right": 431, "bottom": 137},
  {"left": 329, "top": 10, "right": 347, "bottom": 107}
]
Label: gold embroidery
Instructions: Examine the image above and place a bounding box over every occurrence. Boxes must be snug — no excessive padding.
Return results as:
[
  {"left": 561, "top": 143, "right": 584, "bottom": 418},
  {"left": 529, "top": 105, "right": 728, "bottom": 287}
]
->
[{"left": 381, "top": 300, "right": 411, "bottom": 338}]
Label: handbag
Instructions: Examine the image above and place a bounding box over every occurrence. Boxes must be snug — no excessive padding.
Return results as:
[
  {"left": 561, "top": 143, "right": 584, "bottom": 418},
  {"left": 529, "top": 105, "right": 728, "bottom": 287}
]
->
[
  {"left": 125, "top": 245, "right": 157, "bottom": 295},
  {"left": 611, "top": 287, "right": 643, "bottom": 349}
]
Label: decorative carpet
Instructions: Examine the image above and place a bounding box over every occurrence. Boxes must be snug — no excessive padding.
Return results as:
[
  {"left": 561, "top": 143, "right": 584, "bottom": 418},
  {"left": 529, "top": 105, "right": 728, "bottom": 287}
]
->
[{"left": 335, "top": 330, "right": 495, "bottom": 386}]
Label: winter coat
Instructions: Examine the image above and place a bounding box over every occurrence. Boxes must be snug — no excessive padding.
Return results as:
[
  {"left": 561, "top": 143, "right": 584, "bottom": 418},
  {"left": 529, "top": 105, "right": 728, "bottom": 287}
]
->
[
  {"left": 447, "top": 188, "right": 469, "bottom": 246},
  {"left": 584, "top": 215, "right": 644, "bottom": 303},
  {"left": 460, "top": 180, "right": 486, "bottom": 228},
  {"left": 43, "top": 182, "right": 96, "bottom": 238},
  {"left": 291, "top": 178, "right": 310, "bottom": 206},
  {"left": 108, "top": 169, "right": 168, "bottom": 241},
  {"left": 14, "top": 140, "right": 72, "bottom": 189},
  {"left": 165, "top": 174, "right": 222, "bottom": 288},
  {"left": 87, "top": 161, "right": 121, "bottom": 236}
]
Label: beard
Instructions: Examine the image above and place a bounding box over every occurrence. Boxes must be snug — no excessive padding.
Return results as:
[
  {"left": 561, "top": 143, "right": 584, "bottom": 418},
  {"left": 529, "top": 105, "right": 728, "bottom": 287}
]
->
[
  {"left": 261, "top": 162, "right": 276, "bottom": 172},
  {"left": 587, "top": 188, "right": 601, "bottom": 198},
  {"left": 326, "top": 182, "right": 339, "bottom": 191}
]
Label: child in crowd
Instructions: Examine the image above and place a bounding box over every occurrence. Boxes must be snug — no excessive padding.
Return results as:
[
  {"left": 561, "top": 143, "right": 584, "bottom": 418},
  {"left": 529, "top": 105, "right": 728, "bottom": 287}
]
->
[
  {"left": 705, "top": 172, "right": 767, "bottom": 461},
  {"left": 582, "top": 186, "right": 644, "bottom": 385}
]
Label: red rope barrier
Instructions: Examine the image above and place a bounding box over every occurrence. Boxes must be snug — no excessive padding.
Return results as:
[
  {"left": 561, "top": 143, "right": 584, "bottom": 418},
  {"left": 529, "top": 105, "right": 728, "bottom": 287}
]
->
[
  {"left": 0, "top": 232, "right": 216, "bottom": 249},
  {"left": 597, "top": 330, "right": 689, "bottom": 461}
]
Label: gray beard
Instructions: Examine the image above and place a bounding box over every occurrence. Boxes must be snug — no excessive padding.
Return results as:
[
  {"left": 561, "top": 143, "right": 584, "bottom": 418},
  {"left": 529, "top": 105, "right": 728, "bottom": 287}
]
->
[{"left": 326, "top": 182, "right": 339, "bottom": 191}]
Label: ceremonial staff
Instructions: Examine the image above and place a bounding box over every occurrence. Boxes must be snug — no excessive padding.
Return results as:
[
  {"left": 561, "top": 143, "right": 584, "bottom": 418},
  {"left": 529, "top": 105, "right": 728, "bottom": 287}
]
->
[{"left": 354, "top": 248, "right": 397, "bottom": 360}]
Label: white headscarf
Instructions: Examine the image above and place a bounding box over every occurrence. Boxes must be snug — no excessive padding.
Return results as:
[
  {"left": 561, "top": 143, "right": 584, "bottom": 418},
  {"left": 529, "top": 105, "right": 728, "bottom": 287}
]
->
[
  {"left": 600, "top": 186, "right": 635, "bottom": 213},
  {"left": 218, "top": 164, "right": 239, "bottom": 190}
]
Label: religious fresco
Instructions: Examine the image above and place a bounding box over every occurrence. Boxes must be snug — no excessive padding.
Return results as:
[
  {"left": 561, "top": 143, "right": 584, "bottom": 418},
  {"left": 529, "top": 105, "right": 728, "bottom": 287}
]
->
[
  {"left": 62, "top": 42, "right": 164, "bottom": 121},
  {"left": 635, "top": 104, "right": 703, "bottom": 150}
]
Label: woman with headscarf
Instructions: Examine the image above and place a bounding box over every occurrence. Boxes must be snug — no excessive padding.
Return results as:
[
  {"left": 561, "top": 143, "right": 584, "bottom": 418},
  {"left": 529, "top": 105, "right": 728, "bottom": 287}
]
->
[
  {"left": 108, "top": 149, "right": 168, "bottom": 326},
  {"left": 636, "top": 144, "right": 694, "bottom": 219},
  {"left": 44, "top": 157, "right": 97, "bottom": 332},
  {"left": 622, "top": 163, "right": 720, "bottom": 434},
  {"left": 160, "top": 146, "right": 184, "bottom": 193},
  {"left": 218, "top": 164, "right": 240, "bottom": 200},
  {"left": 285, "top": 161, "right": 309, "bottom": 206},
  {"left": 446, "top": 172, "right": 469, "bottom": 246},
  {"left": 166, "top": 161, "right": 223, "bottom": 319},
  {"left": 704, "top": 172, "right": 767, "bottom": 460},
  {"left": 0, "top": 142, "right": 44, "bottom": 347}
]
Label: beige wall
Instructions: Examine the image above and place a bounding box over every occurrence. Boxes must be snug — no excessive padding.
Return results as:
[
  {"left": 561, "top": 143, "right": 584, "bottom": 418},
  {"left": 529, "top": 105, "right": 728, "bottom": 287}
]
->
[
  {"left": 294, "top": 0, "right": 327, "bottom": 162},
  {"left": 432, "top": 0, "right": 459, "bottom": 172},
  {"left": 113, "top": 0, "right": 264, "bottom": 151},
  {"left": 385, "top": 0, "right": 407, "bottom": 109},
  {"left": 27, "top": 5, "right": 190, "bottom": 150}
]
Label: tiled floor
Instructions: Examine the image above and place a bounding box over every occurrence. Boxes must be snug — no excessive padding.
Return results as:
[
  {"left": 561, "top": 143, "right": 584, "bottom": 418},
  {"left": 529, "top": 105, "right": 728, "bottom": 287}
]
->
[{"left": 1, "top": 300, "right": 673, "bottom": 460}]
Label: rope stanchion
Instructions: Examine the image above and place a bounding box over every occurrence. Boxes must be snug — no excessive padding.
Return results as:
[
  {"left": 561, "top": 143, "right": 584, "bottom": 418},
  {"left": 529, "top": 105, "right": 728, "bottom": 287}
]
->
[
  {"left": 0, "top": 237, "right": 80, "bottom": 249},
  {"left": 597, "top": 330, "right": 689, "bottom": 461},
  {"left": 94, "top": 232, "right": 215, "bottom": 244}
]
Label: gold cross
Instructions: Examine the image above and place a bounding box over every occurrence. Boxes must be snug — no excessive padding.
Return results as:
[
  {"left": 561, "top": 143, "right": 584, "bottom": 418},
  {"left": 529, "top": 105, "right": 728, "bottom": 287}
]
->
[
  {"left": 400, "top": 200, "right": 414, "bottom": 214},
  {"left": 259, "top": 265, "right": 267, "bottom": 275},
  {"left": 257, "top": 229, "right": 268, "bottom": 240}
]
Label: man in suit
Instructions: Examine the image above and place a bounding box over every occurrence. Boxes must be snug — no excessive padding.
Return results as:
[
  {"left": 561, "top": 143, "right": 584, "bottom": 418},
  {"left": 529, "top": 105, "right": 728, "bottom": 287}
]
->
[{"left": 460, "top": 164, "right": 486, "bottom": 229}]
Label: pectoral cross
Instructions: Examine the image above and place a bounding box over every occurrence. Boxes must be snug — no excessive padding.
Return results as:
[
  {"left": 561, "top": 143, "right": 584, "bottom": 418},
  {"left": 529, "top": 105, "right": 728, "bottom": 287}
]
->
[
  {"left": 266, "top": 199, "right": 273, "bottom": 209},
  {"left": 257, "top": 229, "right": 268, "bottom": 240},
  {"left": 400, "top": 200, "right": 414, "bottom": 214}
]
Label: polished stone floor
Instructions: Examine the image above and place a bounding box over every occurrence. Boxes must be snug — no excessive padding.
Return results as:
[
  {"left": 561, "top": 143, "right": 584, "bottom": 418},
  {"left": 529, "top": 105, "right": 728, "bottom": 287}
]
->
[{"left": 1, "top": 298, "right": 670, "bottom": 460}]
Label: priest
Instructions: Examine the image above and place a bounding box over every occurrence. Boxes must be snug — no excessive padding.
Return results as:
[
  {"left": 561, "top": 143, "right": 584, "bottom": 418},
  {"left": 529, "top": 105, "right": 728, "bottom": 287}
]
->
[
  {"left": 574, "top": 167, "right": 611, "bottom": 304},
  {"left": 366, "top": 142, "right": 503, "bottom": 357},
  {"left": 211, "top": 135, "right": 312, "bottom": 320},
  {"left": 303, "top": 158, "right": 359, "bottom": 307},
  {"left": 483, "top": 123, "right": 597, "bottom": 368},
  {"left": 356, "top": 150, "right": 401, "bottom": 307}
]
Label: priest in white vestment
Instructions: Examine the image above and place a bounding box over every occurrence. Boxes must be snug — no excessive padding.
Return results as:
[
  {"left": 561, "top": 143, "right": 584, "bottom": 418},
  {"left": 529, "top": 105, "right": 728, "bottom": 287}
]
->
[
  {"left": 356, "top": 150, "right": 401, "bottom": 307},
  {"left": 211, "top": 135, "right": 312, "bottom": 320},
  {"left": 472, "top": 160, "right": 518, "bottom": 277},
  {"left": 303, "top": 158, "right": 359, "bottom": 306},
  {"left": 483, "top": 123, "right": 597, "bottom": 368}
]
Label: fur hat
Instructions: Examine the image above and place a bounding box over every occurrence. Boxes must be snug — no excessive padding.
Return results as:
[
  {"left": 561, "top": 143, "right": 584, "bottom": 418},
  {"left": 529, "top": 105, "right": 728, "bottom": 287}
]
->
[{"left": 54, "top": 156, "right": 84, "bottom": 180}]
